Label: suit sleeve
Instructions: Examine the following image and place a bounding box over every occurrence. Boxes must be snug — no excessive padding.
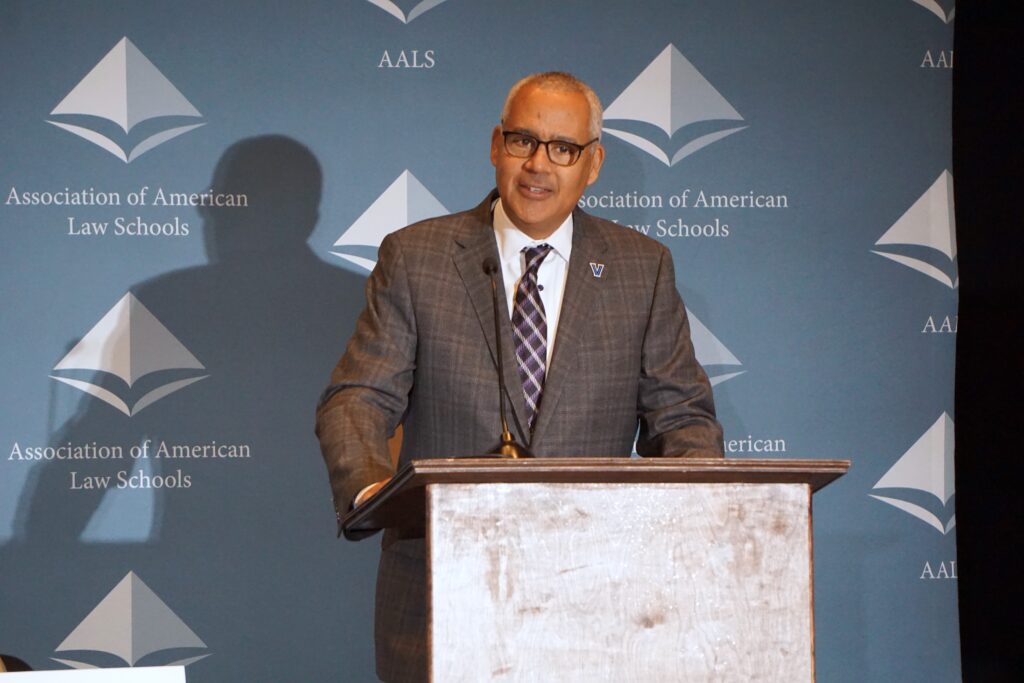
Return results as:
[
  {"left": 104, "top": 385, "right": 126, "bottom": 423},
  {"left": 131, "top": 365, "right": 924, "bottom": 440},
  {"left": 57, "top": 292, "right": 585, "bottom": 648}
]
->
[
  {"left": 315, "top": 234, "right": 417, "bottom": 530},
  {"left": 635, "top": 247, "right": 724, "bottom": 458}
]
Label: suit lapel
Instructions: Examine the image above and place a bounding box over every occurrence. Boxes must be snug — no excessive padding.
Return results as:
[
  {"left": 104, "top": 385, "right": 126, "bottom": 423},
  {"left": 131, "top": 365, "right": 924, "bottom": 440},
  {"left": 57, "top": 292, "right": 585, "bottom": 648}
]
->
[
  {"left": 452, "top": 193, "right": 530, "bottom": 443},
  {"left": 530, "top": 211, "right": 609, "bottom": 445}
]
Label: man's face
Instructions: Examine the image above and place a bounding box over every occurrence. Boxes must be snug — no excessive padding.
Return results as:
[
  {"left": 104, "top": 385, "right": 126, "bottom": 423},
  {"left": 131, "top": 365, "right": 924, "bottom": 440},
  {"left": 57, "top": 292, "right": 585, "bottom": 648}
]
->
[{"left": 491, "top": 85, "right": 604, "bottom": 240}]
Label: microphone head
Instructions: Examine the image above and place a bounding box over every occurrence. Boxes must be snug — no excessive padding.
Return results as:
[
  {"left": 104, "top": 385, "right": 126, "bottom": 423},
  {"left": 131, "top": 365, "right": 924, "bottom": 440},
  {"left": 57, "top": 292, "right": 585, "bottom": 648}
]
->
[{"left": 482, "top": 257, "right": 499, "bottom": 275}]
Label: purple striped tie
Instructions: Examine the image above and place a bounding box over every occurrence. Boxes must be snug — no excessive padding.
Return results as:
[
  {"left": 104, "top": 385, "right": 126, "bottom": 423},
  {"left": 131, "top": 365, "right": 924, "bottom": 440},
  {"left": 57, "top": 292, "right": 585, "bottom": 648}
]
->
[{"left": 512, "top": 244, "right": 552, "bottom": 430}]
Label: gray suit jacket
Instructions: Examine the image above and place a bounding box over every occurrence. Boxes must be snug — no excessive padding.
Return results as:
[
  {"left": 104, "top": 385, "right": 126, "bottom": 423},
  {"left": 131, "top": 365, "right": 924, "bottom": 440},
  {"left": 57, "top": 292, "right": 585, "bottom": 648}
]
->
[{"left": 316, "top": 190, "right": 723, "bottom": 681}]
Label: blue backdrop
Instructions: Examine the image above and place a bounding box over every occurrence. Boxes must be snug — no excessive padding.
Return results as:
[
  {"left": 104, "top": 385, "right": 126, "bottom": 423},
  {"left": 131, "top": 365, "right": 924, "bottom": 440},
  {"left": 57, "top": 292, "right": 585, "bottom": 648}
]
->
[{"left": 1, "top": 1, "right": 958, "bottom": 680}]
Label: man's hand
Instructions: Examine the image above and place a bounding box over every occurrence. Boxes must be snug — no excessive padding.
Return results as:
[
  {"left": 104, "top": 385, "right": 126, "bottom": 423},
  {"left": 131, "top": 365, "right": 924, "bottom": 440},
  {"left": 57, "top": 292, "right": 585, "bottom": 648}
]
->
[{"left": 353, "top": 478, "right": 391, "bottom": 507}]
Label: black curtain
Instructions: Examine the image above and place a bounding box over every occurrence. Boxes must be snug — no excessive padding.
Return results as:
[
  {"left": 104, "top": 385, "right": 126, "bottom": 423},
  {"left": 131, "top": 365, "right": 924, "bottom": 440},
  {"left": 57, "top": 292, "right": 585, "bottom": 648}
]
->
[{"left": 952, "top": 3, "right": 1023, "bottom": 680}]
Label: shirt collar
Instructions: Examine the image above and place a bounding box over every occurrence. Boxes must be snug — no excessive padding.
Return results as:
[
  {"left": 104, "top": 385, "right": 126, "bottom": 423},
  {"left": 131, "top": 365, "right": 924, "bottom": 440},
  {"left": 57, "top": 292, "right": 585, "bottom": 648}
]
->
[{"left": 492, "top": 197, "right": 573, "bottom": 267}]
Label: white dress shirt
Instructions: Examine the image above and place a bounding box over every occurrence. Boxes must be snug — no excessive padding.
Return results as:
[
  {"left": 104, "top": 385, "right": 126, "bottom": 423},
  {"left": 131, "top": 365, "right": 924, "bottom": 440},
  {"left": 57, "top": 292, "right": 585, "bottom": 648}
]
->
[{"left": 492, "top": 198, "right": 572, "bottom": 367}]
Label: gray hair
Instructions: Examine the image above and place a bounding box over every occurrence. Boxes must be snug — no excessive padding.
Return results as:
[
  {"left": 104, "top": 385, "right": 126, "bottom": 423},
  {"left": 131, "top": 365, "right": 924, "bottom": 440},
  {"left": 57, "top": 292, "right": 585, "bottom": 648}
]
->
[{"left": 500, "top": 72, "right": 603, "bottom": 141}]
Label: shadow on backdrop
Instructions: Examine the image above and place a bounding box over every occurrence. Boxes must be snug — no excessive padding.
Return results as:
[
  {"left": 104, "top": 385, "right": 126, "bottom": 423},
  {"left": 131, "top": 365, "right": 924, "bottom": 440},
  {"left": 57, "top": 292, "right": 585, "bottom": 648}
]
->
[{"left": 4, "top": 136, "right": 379, "bottom": 680}]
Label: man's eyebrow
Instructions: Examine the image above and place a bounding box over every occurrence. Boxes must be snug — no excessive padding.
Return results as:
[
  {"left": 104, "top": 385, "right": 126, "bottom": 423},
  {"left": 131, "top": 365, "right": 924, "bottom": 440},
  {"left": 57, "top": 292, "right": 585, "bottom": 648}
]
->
[{"left": 506, "top": 127, "right": 582, "bottom": 145}]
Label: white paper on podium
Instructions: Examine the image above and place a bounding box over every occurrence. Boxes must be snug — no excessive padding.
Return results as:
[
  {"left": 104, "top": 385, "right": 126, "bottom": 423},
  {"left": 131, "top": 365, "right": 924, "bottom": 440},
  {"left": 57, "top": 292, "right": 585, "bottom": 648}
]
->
[{"left": 0, "top": 666, "right": 185, "bottom": 682}]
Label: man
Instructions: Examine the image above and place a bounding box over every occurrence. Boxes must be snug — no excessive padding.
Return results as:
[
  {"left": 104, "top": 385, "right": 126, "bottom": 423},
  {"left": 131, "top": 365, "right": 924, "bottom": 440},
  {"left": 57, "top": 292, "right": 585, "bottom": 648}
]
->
[{"left": 316, "top": 72, "right": 723, "bottom": 682}]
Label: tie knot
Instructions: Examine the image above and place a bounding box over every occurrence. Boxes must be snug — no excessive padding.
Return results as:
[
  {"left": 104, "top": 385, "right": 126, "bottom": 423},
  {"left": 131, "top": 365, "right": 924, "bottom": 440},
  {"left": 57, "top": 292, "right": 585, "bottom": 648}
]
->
[{"left": 523, "top": 244, "right": 552, "bottom": 272}]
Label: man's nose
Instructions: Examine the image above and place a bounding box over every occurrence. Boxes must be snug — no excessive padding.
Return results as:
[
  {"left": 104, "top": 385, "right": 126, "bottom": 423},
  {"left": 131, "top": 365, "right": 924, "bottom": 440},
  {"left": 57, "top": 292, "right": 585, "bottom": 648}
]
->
[{"left": 523, "top": 142, "right": 552, "bottom": 171}]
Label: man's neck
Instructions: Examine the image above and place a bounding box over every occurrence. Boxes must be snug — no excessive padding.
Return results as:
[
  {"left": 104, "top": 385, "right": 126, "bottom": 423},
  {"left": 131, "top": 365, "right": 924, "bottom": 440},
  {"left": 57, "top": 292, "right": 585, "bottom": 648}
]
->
[{"left": 492, "top": 198, "right": 572, "bottom": 243}]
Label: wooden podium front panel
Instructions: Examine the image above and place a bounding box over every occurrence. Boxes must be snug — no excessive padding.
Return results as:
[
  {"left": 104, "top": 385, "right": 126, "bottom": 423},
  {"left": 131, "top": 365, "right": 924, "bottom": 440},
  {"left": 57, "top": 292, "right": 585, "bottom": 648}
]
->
[{"left": 428, "top": 482, "right": 812, "bottom": 682}]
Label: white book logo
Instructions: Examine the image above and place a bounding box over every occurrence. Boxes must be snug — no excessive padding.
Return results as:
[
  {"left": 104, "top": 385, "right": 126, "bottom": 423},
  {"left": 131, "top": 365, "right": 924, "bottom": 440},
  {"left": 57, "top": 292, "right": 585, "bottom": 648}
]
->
[
  {"left": 910, "top": 0, "right": 955, "bottom": 23},
  {"left": 365, "top": 0, "right": 449, "bottom": 23},
  {"left": 870, "top": 413, "right": 956, "bottom": 534},
  {"left": 872, "top": 170, "right": 958, "bottom": 288},
  {"left": 51, "top": 293, "right": 208, "bottom": 416},
  {"left": 603, "top": 44, "right": 747, "bottom": 166},
  {"left": 332, "top": 170, "right": 448, "bottom": 272},
  {"left": 47, "top": 37, "right": 205, "bottom": 162},
  {"left": 688, "top": 310, "right": 744, "bottom": 387},
  {"left": 53, "top": 571, "right": 209, "bottom": 669}
]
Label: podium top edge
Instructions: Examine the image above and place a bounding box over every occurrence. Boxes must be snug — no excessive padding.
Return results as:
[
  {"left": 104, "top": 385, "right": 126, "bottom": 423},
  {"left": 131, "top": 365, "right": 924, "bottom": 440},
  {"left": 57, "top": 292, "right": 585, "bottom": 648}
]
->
[
  {"left": 398, "top": 457, "right": 850, "bottom": 491},
  {"left": 342, "top": 458, "right": 850, "bottom": 536}
]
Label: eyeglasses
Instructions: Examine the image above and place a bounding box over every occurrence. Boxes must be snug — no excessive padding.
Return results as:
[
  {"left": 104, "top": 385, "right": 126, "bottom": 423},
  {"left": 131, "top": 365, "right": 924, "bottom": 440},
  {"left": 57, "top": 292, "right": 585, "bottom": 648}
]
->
[{"left": 501, "top": 131, "right": 599, "bottom": 167}]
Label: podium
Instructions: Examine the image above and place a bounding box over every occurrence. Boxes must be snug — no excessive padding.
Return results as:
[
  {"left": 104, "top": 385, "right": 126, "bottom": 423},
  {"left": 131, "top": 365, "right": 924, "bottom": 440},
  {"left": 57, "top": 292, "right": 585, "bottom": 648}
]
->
[{"left": 344, "top": 457, "right": 848, "bottom": 682}]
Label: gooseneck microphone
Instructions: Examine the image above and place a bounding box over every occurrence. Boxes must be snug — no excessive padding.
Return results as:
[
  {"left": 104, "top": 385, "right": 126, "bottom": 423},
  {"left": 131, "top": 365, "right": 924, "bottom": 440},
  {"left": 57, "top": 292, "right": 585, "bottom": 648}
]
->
[{"left": 482, "top": 257, "right": 533, "bottom": 458}]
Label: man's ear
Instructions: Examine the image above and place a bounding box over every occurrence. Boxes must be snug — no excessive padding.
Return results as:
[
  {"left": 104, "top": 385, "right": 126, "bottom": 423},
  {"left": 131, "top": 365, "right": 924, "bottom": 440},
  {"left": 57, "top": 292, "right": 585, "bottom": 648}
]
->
[
  {"left": 490, "top": 125, "right": 503, "bottom": 167},
  {"left": 586, "top": 143, "right": 605, "bottom": 186}
]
